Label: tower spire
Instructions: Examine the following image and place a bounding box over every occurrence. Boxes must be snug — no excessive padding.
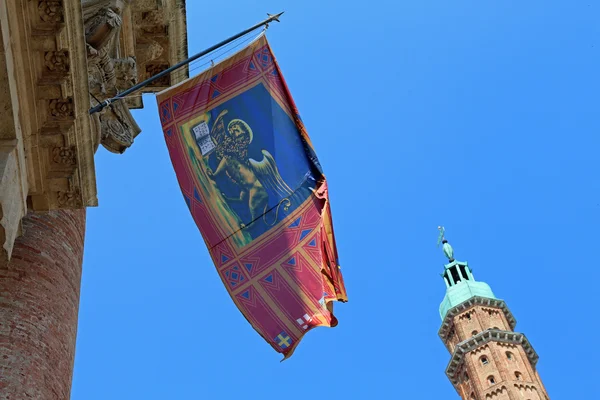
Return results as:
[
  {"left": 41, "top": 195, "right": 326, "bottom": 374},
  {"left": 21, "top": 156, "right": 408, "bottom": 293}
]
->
[
  {"left": 437, "top": 226, "right": 497, "bottom": 320},
  {"left": 436, "top": 228, "right": 550, "bottom": 399}
]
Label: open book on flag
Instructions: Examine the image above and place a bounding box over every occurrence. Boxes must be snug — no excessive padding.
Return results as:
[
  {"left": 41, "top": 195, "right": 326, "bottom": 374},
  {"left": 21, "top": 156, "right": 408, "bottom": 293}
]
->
[{"left": 156, "top": 34, "right": 347, "bottom": 359}]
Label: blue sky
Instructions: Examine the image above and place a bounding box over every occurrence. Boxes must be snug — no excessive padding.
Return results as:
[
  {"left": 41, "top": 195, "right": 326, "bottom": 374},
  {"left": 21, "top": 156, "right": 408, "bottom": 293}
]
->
[{"left": 72, "top": 1, "right": 598, "bottom": 398}]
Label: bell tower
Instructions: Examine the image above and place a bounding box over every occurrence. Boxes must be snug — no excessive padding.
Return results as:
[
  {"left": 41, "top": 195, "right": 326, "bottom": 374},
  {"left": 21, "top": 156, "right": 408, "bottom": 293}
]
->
[{"left": 437, "top": 227, "right": 550, "bottom": 400}]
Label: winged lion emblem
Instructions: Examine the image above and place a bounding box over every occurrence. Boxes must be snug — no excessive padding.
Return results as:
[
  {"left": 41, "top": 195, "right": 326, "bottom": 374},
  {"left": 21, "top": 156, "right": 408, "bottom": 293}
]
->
[{"left": 203, "top": 110, "right": 296, "bottom": 230}]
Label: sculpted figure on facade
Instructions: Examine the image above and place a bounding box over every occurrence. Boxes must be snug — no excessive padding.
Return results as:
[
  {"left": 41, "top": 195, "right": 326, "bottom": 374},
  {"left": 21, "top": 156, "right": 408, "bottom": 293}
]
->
[
  {"left": 84, "top": 2, "right": 122, "bottom": 93},
  {"left": 83, "top": 0, "right": 141, "bottom": 153}
]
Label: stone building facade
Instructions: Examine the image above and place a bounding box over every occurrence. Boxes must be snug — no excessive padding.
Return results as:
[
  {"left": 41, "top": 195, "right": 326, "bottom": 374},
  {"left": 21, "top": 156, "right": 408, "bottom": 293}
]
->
[
  {"left": 0, "top": 1, "right": 188, "bottom": 398},
  {"left": 438, "top": 237, "right": 550, "bottom": 400}
]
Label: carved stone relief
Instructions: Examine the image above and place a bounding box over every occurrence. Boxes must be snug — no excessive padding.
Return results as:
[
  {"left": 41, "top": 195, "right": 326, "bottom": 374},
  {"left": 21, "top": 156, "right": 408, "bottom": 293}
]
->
[
  {"left": 38, "top": 1, "right": 65, "bottom": 24},
  {"left": 136, "top": 38, "right": 164, "bottom": 62},
  {"left": 49, "top": 98, "right": 74, "bottom": 119},
  {"left": 114, "top": 56, "right": 138, "bottom": 91},
  {"left": 139, "top": 10, "right": 164, "bottom": 26},
  {"left": 98, "top": 101, "right": 141, "bottom": 154},
  {"left": 57, "top": 190, "right": 82, "bottom": 208},
  {"left": 44, "top": 51, "right": 70, "bottom": 72},
  {"left": 87, "top": 46, "right": 116, "bottom": 95},
  {"left": 52, "top": 146, "right": 77, "bottom": 165},
  {"left": 47, "top": 145, "right": 78, "bottom": 179},
  {"left": 84, "top": 6, "right": 123, "bottom": 49}
]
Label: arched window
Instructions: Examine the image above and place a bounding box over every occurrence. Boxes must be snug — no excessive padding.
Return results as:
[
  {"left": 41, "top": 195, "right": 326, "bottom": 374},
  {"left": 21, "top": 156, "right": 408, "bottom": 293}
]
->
[
  {"left": 492, "top": 326, "right": 500, "bottom": 330},
  {"left": 480, "top": 355, "right": 489, "bottom": 366},
  {"left": 470, "top": 394, "right": 476, "bottom": 400},
  {"left": 506, "top": 351, "right": 514, "bottom": 361},
  {"left": 466, "top": 312, "right": 471, "bottom": 320},
  {"left": 464, "top": 372, "right": 469, "bottom": 382},
  {"left": 472, "top": 330, "right": 478, "bottom": 336},
  {"left": 487, "top": 375, "right": 496, "bottom": 385},
  {"left": 515, "top": 371, "right": 523, "bottom": 381}
]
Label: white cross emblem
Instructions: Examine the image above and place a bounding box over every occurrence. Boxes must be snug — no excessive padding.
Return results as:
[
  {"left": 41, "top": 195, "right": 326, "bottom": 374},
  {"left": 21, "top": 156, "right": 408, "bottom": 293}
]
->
[{"left": 296, "top": 314, "right": 313, "bottom": 330}]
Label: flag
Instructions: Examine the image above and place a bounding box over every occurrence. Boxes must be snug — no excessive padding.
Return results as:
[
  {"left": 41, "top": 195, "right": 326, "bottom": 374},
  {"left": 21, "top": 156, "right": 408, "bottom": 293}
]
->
[{"left": 156, "top": 34, "right": 347, "bottom": 359}]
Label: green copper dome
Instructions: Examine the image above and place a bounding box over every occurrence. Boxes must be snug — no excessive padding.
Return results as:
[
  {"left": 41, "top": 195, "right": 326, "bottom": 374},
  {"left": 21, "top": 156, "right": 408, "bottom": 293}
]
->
[
  {"left": 439, "top": 261, "right": 496, "bottom": 320},
  {"left": 436, "top": 227, "right": 496, "bottom": 320}
]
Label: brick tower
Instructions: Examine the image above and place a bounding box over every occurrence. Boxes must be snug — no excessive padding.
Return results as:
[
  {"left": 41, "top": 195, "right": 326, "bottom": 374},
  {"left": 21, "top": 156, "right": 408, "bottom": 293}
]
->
[{"left": 437, "top": 228, "right": 549, "bottom": 400}]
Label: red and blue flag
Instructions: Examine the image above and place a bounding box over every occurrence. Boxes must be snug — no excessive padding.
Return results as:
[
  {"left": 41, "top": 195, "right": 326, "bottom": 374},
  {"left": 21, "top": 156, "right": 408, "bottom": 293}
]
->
[{"left": 157, "top": 35, "right": 347, "bottom": 358}]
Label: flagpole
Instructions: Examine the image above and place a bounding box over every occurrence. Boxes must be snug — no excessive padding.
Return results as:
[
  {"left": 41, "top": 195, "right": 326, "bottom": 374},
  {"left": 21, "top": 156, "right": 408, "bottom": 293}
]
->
[{"left": 88, "top": 12, "right": 284, "bottom": 115}]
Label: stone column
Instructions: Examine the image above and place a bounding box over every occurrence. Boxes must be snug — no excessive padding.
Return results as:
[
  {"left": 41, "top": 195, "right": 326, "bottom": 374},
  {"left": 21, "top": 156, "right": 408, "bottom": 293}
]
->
[{"left": 0, "top": 209, "right": 85, "bottom": 399}]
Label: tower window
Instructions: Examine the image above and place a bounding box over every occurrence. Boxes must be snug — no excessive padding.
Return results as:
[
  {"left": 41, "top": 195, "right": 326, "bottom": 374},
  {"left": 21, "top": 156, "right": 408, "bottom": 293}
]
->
[
  {"left": 506, "top": 351, "right": 514, "bottom": 361},
  {"left": 472, "top": 330, "right": 478, "bottom": 336},
  {"left": 515, "top": 371, "right": 523, "bottom": 381},
  {"left": 487, "top": 375, "right": 496, "bottom": 385},
  {"left": 480, "top": 355, "right": 489, "bottom": 365},
  {"left": 460, "top": 264, "right": 469, "bottom": 280},
  {"left": 466, "top": 312, "right": 471, "bottom": 320},
  {"left": 450, "top": 266, "right": 461, "bottom": 284},
  {"left": 464, "top": 372, "right": 469, "bottom": 382},
  {"left": 470, "top": 394, "right": 476, "bottom": 400}
]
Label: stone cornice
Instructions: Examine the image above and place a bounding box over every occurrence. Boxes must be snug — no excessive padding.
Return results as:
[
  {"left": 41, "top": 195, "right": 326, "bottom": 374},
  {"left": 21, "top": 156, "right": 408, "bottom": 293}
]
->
[
  {"left": 438, "top": 296, "right": 517, "bottom": 349},
  {"left": 1, "top": 0, "right": 100, "bottom": 261},
  {"left": 445, "top": 329, "right": 539, "bottom": 385},
  {"left": 481, "top": 383, "right": 542, "bottom": 399},
  {"left": 0, "top": 0, "right": 188, "bottom": 260}
]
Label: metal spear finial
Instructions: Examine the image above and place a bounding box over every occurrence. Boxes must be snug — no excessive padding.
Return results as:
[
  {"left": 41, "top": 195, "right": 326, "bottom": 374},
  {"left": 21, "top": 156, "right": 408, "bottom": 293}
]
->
[{"left": 268, "top": 12, "right": 285, "bottom": 22}]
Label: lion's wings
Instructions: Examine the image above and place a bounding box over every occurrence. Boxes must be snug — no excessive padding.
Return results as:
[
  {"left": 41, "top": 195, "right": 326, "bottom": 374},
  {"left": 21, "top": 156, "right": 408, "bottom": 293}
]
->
[{"left": 249, "top": 150, "right": 294, "bottom": 201}]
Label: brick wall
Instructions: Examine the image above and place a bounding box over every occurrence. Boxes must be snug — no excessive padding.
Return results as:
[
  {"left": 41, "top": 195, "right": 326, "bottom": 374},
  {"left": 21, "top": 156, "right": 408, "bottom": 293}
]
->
[{"left": 0, "top": 209, "right": 85, "bottom": 399}]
